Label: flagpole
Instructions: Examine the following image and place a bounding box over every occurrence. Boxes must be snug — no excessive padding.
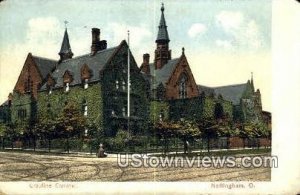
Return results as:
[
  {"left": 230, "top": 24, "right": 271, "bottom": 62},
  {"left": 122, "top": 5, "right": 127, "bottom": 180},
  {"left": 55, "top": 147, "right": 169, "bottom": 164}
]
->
[{"left": 127, "top": 30, "right": 130, "bottom": 136}]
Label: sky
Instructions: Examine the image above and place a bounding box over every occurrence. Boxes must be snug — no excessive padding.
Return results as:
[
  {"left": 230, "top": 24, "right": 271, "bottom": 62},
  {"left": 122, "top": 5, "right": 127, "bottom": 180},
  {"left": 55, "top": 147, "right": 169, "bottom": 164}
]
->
[{"left": 0, "top": 0, "right": 272, "bottom": 111}]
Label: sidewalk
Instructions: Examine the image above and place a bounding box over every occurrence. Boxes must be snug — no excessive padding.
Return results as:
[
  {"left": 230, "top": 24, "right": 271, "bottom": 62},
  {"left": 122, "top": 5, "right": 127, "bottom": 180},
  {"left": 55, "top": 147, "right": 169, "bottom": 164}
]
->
[{"left": 0, "top": 146, "right": 271, "bottom": 159}]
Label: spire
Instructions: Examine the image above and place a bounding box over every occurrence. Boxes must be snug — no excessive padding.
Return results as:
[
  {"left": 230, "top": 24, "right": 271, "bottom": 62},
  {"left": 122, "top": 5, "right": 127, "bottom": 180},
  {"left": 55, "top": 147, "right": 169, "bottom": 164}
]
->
[
  {"left": 156, "top": 3, "right": 169, "bottom": 43},
  {"left": 59, "top": 27, "right": 73, "bottom": 62},
  {"left": 154, "top": 3, "right": 171, "bottom": 69}
]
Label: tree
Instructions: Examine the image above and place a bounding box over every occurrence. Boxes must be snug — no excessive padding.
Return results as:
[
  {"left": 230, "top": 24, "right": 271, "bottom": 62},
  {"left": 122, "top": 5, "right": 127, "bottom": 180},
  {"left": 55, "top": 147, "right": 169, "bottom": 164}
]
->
[
  {"left": 197, "top": 118, "right": 219, "bottom": 152},
  {"left": 176, "top": 120, "right": 201, "bottom": 154},
  {"left": 154, "top": 121, "right": 179, "bottom": 154},
  {"left": 0, "top": 123, "right": 7, "bottom": 149},
  {"left": 56, "top": 102, "right": 86, "bottom": 153},
  {"left": 154, "top": 120, "right": 201, "bottom": 154}
]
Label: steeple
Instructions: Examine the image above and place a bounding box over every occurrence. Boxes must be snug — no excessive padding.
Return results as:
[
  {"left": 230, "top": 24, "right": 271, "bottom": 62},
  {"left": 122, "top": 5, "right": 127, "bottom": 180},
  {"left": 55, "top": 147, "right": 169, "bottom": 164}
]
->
[
  {"left": 59, "top": 28, "right": 73, "bottom": 62},
  {"left": 156, "top": 3, "right": 169, "bottom": 43},
  {"left": 154, "top": 3, "right": 172, "bottom": 70}
]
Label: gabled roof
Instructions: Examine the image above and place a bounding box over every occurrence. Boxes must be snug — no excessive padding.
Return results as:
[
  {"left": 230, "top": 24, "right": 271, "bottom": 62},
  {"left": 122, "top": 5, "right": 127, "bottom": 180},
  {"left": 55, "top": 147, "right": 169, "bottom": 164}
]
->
[
  {"left": 156, "top": 3, "right": 170, "bottom": 42},
  {"left": 41, "top": 45, "right": 118, "bottom": 90},
  {"left": 149, "top": 58, "right": 180, "bottom": 89},
  {"left": 198, "top": 83, "right": 248, "bottom": 105},
  {"left": 32, "top": 56, "right": 57, "bottom": 79}
]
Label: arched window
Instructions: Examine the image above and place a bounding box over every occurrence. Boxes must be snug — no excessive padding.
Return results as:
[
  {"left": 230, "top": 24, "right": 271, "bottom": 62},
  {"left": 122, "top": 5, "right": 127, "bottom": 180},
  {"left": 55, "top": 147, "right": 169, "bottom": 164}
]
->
[{"left": 179, "top": 74, "right": 188, "bottom": 99}]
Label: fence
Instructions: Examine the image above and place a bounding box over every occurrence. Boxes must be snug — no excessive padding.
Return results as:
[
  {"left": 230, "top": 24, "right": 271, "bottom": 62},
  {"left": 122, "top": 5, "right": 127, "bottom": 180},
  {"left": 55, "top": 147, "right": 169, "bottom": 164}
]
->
[{"left": 0, "top": 136, "right": 271, "bottom": 155}]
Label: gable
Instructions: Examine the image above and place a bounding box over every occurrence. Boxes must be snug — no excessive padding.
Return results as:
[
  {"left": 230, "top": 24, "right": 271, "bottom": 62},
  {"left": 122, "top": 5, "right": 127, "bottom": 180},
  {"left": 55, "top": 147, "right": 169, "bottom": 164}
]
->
[
  {"left": 14, "top": 53, "right": 43, "bottom": 94},
  {"left": 103, "top": 40, "right": 140, "bottom": 73},
  {"left": 165, "top": 55, "right": 199, "bottom": 97}
]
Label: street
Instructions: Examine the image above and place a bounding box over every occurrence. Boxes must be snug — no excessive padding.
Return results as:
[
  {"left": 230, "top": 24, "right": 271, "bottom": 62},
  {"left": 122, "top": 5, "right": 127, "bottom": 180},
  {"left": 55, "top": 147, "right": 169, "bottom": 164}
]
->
[{"left": 0, "top": 151, "right": 271, "bottom": 181}]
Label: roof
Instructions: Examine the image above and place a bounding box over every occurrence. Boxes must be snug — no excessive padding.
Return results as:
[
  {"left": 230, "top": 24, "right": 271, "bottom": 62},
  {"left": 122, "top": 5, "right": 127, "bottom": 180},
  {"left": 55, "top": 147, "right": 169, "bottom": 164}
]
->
[
  {"left": 156, "top": 4, "right": 169, "bottom": 42},
  {"left": 59, "top": 29, "right": 73, "bottom": 55},
  {"left": 198, "top": 83, "right": 248, "bottom": 105},
  {"left": 32, "top": 56, "right": 57, "bottom": 79},
  {"left": 0, "top": 100, "right": 8, "bottom": 107},
  {"left": 149, "top": 58, "right": 180, "bottom": 89},
  {"left": 41, "top": 46, "right": 118, "bottom": 89}
]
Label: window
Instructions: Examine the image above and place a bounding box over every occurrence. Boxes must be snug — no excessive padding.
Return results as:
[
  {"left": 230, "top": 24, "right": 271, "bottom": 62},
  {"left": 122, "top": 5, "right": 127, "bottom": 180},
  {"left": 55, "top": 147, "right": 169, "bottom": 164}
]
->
[
  {"left": 122, "top": 80, "right": 126, "bottom": 91},
  {"left": 179, "top": 74, "right": 187, "bottom": 99},
  {"left": 115, "top": 80, "right": 119, "bottom": 90},
  {"left": 17, "top": 109, "right": 27, "bottom": 119},
  {"left": 84, "top": 79, "right": 88, "bottom": 89},
  {"left": 83, "top": 105, "right": 88, "bottom": 116},
  {"left": 159, "top": 109, "right": 164, "bottom": 121},
  {"left": 48, "top": 87, "right": 52, "bottom": 95},
  {"left": 65, "top": 83, "right": 70, "bottom": 92},
  {"left": 111, "top": 110, "right": 115, "bottom": 116},
  {"left": 122, "top": 107, "right": 126, "bottom": 117}
]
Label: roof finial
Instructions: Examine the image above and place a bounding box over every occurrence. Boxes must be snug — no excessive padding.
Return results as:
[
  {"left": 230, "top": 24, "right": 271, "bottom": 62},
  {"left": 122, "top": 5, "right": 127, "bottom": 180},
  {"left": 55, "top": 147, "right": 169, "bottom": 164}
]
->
[
  {"left": 64, "top": 20, "right": 68, "bottom": 29},
  {"left": 182, "top": 47, "right": 185, "bottom": 55},
  {"left": 161, "top": 3, "right": 164, "bottom": 12}
]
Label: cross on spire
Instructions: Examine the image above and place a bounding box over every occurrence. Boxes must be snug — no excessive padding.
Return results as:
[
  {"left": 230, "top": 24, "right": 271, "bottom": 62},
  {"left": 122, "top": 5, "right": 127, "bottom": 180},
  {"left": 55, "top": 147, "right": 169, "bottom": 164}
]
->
[{"left": 64, "top": 20, "right": 68, "bottom": 29}]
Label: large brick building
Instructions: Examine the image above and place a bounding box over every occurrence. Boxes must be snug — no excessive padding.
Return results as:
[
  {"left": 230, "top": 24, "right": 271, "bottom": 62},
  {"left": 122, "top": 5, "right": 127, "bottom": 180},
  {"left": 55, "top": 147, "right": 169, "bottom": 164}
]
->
[{"left": 0, "top": 4, "right": 269, "bottom": 139}]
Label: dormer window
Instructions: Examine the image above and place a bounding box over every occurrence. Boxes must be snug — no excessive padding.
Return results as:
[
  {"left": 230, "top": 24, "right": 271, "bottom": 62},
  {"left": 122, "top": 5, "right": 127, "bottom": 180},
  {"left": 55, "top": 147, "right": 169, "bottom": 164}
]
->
[
  {"left": 48, "top": 87, "right": 52, "bottom": 95},
  {"left": 65, "top": 83, "right": 70, "bottom": 92},
  {"left": 115, "top": 80, "right": 119, "bottom": 90},
  {"left": 84, "top": 79, "right": 89, "bottom": 89}
]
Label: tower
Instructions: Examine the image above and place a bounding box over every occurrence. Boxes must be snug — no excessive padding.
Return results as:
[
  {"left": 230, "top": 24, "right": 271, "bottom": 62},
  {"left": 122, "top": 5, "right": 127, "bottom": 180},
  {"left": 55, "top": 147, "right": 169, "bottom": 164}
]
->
[
  {"left": 154, "top": 3, "right": 171, "bottom": 69},
  {"left": 58, "top": 28, "right": 73, "bottom": 62}
]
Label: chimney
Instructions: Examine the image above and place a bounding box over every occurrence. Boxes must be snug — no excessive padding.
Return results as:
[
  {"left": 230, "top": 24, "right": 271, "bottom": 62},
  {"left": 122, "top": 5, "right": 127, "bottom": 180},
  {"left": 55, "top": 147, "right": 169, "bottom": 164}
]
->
[
  {"left": 140, "top": 53, "right": 150, "bottom": 74},
  {"left": 91, "top": 28, "right": 107, "bottom": 55},
  {"left": 143, "top": 53, "right": 150, "bottom": 64}
]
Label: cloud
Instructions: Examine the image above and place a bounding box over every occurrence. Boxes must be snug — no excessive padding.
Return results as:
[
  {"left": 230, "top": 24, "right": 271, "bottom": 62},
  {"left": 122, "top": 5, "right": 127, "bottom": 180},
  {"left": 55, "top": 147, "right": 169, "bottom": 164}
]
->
[
  {"left": 215, "top": 40, "right": 233, "bottom": 50},
  {"left": 215, "top": 11, "right": 263, "bottom": 51},
  {"left": 188, "top": 23, "right": 207, "bottom": 38},
  {"left": 108, "top": 23, "right": 152, "bottom": 48},
  {"left": 107, "top": 22, "right": 153, "bottom": 64},
  {"left": 0, "top": 17, "right": 64, "bottom": 104},
  {"left": 216, "top": 11, "right": 244, "bottom": 32}
]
